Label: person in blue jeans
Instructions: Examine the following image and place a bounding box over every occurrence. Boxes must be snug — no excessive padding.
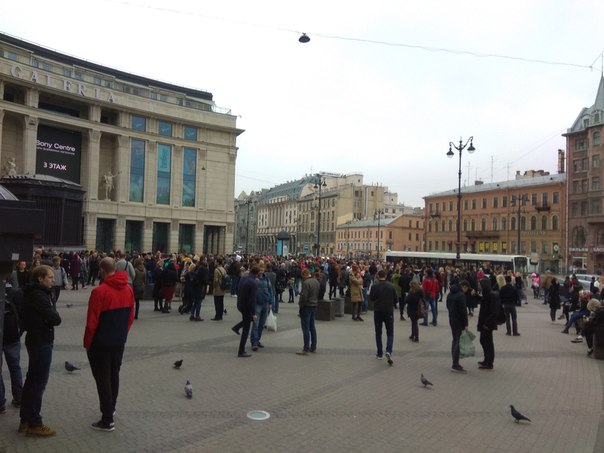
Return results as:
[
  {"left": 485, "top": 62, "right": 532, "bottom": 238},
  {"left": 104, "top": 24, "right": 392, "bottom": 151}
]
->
[
  {"left": 421, "top": 268, "right": 439, "bottom": 326},
  {"left": 20, "top": 265, "right": 62, "bottom": 437},
  {"left": 296, "top": 268, "right": 319, "bottom": 355},
  {"left": 250, "top": 261, "right": 273, "bottom": 351},
  {"left": 562, "top": 292, "right": 590, "bottom": 335}
]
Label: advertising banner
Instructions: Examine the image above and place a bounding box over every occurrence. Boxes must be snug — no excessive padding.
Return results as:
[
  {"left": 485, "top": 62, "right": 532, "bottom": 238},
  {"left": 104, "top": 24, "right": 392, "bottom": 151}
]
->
[{"left": 36, "top": 125, "right": 82, "bottom": 183}]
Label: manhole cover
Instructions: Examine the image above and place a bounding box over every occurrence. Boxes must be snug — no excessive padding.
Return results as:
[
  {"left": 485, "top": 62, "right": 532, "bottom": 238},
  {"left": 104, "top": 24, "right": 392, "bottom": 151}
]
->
[{"left": 247, "top": 410, "right": 270, "bottom": 421}]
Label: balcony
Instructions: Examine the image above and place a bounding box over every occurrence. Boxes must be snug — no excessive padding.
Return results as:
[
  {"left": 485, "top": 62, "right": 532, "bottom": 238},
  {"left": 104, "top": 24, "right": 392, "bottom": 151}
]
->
[
  {"left": 429, "top": 211, "right": 441, "bottom": 218},
  {"left": 535, "top": 203, "right": 551, "bottom": 212}
]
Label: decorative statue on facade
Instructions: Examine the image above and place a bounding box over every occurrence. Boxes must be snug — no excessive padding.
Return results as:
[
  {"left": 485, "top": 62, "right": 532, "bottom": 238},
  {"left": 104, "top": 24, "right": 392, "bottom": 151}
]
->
[
  {"left": 3, "top": 157, "right": 17, "bottom": 177},
  {"left": 103, "top": 170, "right": 120, "bottom": 200}
]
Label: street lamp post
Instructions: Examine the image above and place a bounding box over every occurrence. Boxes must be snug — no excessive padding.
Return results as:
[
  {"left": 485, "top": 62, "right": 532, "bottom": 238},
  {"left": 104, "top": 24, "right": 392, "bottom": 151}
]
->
[
  {"left": 511, "top": 193, "right": 529, "bottom": 255},
  {"left": 374, "top": 209, "right": 384, "bottom": 260},
  {"left": 314, "top": 175, "right": 327, "bottom": 257},
  {"left": 447, "top": 136, "right": 476, "bottom": 260},
  {"left": 245, "top": 199, "right": 252, "bottom": 254}
]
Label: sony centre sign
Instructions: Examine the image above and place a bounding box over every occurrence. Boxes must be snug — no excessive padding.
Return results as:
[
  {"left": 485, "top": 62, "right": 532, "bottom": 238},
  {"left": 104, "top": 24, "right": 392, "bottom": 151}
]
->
[{"left": 8, "top": 64, "right": 116, "bottom": 103}]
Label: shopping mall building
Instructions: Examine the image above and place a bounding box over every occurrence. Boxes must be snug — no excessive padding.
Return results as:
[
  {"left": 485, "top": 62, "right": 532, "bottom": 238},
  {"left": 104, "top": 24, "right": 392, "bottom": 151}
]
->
[{"left": 0, "top": 33, "right": 241, "bottom": 254}]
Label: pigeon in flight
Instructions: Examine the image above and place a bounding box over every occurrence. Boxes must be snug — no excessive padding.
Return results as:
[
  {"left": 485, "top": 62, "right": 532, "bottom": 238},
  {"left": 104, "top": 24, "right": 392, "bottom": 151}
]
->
[
  {"left": 510, "top": 405, "right": 531, "bottom": 423},
  {"left": 65, "top": 361, "right": 80, "bottom": 373},
  {"left": 173, "top": 359, "right": 183, "bottom": 369},
  {"left": 420, "top": 373, "right": 433, "bottom": 388},
  {"left": 185, "top": 381, "right": 193, "bottom": 399}
]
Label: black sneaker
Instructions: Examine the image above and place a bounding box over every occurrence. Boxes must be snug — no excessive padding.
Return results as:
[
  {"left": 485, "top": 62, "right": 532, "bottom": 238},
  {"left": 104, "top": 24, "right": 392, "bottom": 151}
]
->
[
  {"left": 0, "top": 405, "right": 6, "bottom": 414},
  {"left": 91, "top": 420, "right": 115, "bottom": 432},
  {"left": 385, "top": 352, "right": 394, "bottom": 366},
  {"left": 451, "top": 365, "right": 466, "bottom": 373}
]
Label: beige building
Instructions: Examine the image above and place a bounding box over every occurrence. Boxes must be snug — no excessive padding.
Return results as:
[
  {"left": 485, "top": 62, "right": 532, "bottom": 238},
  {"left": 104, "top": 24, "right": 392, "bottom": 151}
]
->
[
  {"left": 0, "top": 33, "right": 241, "bottom": 254},
  {"left": 336, "top": 214, "right": 424, "bottom": 259},
  {"left": 424, "top": 171, "right": 566, "bottom": 272}
]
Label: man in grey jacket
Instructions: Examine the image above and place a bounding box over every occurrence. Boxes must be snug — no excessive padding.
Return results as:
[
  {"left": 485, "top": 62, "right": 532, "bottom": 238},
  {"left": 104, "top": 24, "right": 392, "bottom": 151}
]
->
[{"left": 296, "top": 268, "right": 320, "bottom": 355}]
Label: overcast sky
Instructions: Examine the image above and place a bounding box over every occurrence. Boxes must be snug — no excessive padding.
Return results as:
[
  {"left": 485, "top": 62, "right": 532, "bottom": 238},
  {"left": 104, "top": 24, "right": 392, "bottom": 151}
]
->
[{"left": 2, "top": 0, "right": 604, "bottom": 207}]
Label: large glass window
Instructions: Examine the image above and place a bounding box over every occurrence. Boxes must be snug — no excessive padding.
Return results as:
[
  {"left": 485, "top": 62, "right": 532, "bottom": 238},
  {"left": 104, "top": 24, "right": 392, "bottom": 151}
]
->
[
  {"left": 552, "top": 216, "right": 559, "bottom": 231},
  {"left": 179, "top": 224, "right": 195, "bottom": 253},
  {"left": 541, "top": 216, "right": 547, "bottom": 230},
  {"left": 157, "top": 143, "right": 171, "bottom": 205},
  {"left": 153, "top": 222, "right": 170, "bottom": 252},
  {"left": 158, "top": 120, "right": 173, "bottom": 137},
  {"left": 182, "top": 147, "right": 196, "bottom": 207},
  {"left": 125, "top": 220, "right": 143, "bottom": 252},
  {"left": 184, "top": 126, "right": 198, "bottom": 141},
  {"left": 131, "top": 115, "right": 146, "bottom": 131},
  {"left": 129, "top": 139, "right": 145, "bottom": 202}
]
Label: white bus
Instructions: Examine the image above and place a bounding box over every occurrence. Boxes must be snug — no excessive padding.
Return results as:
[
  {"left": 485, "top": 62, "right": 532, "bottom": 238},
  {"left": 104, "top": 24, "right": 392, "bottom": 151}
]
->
[{"left": 385, "top": 251, "right": 529, "bottom": 274}]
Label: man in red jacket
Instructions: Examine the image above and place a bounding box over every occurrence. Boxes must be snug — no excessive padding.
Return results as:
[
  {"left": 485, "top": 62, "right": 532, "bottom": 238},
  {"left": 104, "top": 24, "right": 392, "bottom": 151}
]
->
[
  {"left": 84, "top": 258, "right": 134, "bottom": 432},
  {"left": 421, "top": 268, "right": 440, "bottom": 327}
]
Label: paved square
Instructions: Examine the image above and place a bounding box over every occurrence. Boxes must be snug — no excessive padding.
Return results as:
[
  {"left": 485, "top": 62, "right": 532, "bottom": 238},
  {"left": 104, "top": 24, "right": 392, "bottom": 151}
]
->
[{"left": 1, "top": 290, "right": 603, "bottom": 452}]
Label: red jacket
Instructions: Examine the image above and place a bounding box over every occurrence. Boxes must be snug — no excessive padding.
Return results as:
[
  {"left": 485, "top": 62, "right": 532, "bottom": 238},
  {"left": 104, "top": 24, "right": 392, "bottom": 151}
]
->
[
  {"left": 422, "top": 276, "right": 439, "bottom": 298},
  {"left": 84, "top": 271, "right": 134, "bottom": 349}
]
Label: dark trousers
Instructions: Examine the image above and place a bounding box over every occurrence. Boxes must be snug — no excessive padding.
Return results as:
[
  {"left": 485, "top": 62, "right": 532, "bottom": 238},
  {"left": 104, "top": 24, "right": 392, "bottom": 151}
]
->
[
  {"left": 550, "top": 307, "right": 558, "bottom": 322},
  {"left": 399, "top": 293, "right": 407, "bottom": 319},
  {"left": 51, "top": 286, "right": 61, "bottom": 306},
  {"left": 88, "top": 268, "right": 99, "bottom": 285},
  {"left": 214, "top": 295, "right": 224, "bottom": 319},
  {"left": 374, "top": 311, "right": 394, "bottom": 356},
  {"left": 87, "top": 345, "right": 125, "bottom": 424},
  {"left": 234, "top": 311, "right": 253, "bottom": 355},
  {"left": 504, "top": 304, "right": 518, "bottom": 335},
  {"left": 479, "top": 330, "right": 495, "bottom": 366},
  {"left": 451, "top": 327, "right": 463, "bottom": 367},
  {"left": 409, "top": 314, "right": 419, "bottom": 340},
  {"left": 300, "top": 307, "right": 317, "bottom": 352},
  {"left": 20, "top": 342, "right": 53, "bottom": 427}
]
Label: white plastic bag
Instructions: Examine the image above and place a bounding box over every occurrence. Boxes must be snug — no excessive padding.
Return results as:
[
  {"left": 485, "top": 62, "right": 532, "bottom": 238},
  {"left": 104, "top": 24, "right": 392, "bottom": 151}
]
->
[{"left": 266, "top": 311, "right": 277, "bottom": 332}]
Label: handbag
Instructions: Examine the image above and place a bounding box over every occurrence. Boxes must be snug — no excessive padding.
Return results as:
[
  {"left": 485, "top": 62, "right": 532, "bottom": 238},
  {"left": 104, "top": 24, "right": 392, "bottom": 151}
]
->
[
  {"left": 266, "top": 310, "right": 277, "bottom": 332},
  {"left": 459, "top": 330, "right": 476, "bottom": 358},
  {"left": 417, "top": 298, "right": 426, "bottom": 319}
]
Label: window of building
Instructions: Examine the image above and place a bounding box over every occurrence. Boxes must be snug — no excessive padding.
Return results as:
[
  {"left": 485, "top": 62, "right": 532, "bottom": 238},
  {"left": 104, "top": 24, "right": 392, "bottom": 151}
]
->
[
  {"left": 184, "top": 126, "right": 198, "bottom": 141},
  {"left": 553, "top": 192, "right": 559, "bottom": 204},
  {"left": 597, "top": 229, "right": 604, "bottom": 245},
  {"left": 435, "top": 222, "right": 439, "bottom": 232},
  {"left": 501, "top": 217, "right": 507, "bottom": 231},
  {"left": 576, "top": 138, "right": 587, "bottom": 150},
  {"left": 583, "top": 158, "right": 589, "bottom": 171},
  {"left": 572, "top": 181, "right": 580, "bottom": 193},
  {"left": 593, "top": 176, "right": 601, "bottom": 191},
  {"left": 502, "top": 196, "right": 507, "bottom": 208},
  {"left": 131, "top": 115, "right": 146, "bottom": 131},
  {"left": 583, "top": 179, "right": 589, "bottom": 193},
  {"left": 158, "top": 121, "right": 173, "bottom": 137},
  {"left": 573, "top": 160, "right": 581, "bottom": 172},
  {"left": 552, "top": 216, "right": 559, "bottom": 231},
  {"left": 591, "top": 198, "right": 602, "bottom": 215},
  {"left": 520, "top": 216, "right": 526, "bottom": 230},
  {"left": 492, "top": 217, "right": 498, "bottom": 231},
  {"left": 595, "top": 131, "right": 601, "bottom": 146},
  {"left": 449, "top": 220, "right": 453, "bottom": 231},
  {"left": 511, "top": 217, "right": 516, "bottom": 230},
  {"left": 471, "top": 199, "right": 476, "bottom": 210},
  {"left": 571, "top": 226, "right": 586, "bottom": 247},
  {"left": 449, "top": 201, "right": 453, "bottom": 211},
  {"left": 125, "top": 220, "right": 143, "bottom": 252},
  {"left": 594, "top": 155, "right": 601, "bottom": 169},
  {"left": 182, "top": 147, "right": 196, "bottom": 207},
  {"left": 7, "top": 51, "right": 17, "bottom": 61},
  {"left": 464, "top": 200, "right": 468, "bottom": 210},
  {"left": 530, "top": 216, "right": 536, "bottom": 230},
  {"left": 482, "top": 198, "right": 487, "bottom": 209},
  {"left": 542, "top": 242, "right": 548, "bottom": 254},
  {"left": 493, "top": 197, "right": 498, "bottom": 208},
  {"left": 541, "top": 216, "right": 547, "bottom": 230},
  {"left": 481, "top": 218, "right": 486, "bottom": 231},
  {"left": 531, "top": 193, "right": 537, "bottom": 205},
  {"left": 156, "top": 143, "right": 171, "bottom": 205},
  {"left": 471, "top": 219, "right": 475, "bottom": 231},
  {"left": 129, "top": 139, "right": 145, "bottom": 202},
  {"left": 581, "top": 201, "right": 588, "bottom": 216},
  {"left": 542, "top": 193, "right": 548, "bottom": 206},
  {"left": 179, "top": 224, "right": 195, "bottom": 253}
]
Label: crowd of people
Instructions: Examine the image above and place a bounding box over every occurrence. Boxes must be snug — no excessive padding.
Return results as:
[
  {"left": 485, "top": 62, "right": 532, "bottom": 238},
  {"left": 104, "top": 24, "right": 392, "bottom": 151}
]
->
[{"left": 4, "top": 247, "right": 604, "bottom": 437}]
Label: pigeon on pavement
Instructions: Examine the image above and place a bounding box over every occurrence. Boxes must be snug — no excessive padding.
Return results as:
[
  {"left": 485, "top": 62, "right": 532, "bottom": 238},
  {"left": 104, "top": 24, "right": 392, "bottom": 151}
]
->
[
  {"left": 510, "top": 405, "right": 531, "bottom": 423},
  {"left": 173, "top": 359, "right": 183, "bottom": 369},
  {"left": 421, "top": 373, "right": 433, "bottom": 388},
  {"left": 185, "top": 381, "right": 193, "bottom": 399},
  {"left": 65, "top": 361, "right": 80, "bottom": 372}
]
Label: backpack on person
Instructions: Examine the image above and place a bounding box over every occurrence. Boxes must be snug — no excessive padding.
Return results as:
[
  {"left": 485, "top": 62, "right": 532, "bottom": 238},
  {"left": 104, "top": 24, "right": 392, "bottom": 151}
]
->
[{"left": 220, "top": 269, "right": 232, "bottom": 291}]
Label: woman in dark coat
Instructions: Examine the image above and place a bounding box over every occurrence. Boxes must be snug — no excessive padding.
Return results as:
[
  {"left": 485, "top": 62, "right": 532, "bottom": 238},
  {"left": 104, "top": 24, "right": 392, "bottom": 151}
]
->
[
  {"left": 548, "top": 277, "right": 561, "bottom": 322},
  {"left": 477, "top": 278, "right": 500, "bottom": 370},
  {"left": 160, "top": 261, "right": 179, "bottom": 313},
  {"left": 69, "top": 253, "right": 81, "bottom": 290},
  {"left": 405, "top": 280, "right": 424, "bottom": 342}
]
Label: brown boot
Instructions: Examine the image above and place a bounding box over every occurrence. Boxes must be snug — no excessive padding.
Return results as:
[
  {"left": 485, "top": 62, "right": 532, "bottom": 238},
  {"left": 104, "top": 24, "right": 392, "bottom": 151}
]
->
[{"left": 26, "top": 425, "right": 56, "bottom": 437}]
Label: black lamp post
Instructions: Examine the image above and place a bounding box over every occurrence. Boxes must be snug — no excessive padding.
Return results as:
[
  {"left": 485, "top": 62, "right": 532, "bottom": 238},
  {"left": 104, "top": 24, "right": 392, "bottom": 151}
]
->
[
  {"left": 447, "top": 136, "right": 476, "bottom": 260},
  {"left": 511, "top": 193, "right": 529, "bottom": 255},
  {"left": 374, "top": 209, "right": 384, "bottom": 260},
  {"left": 245, "top": 199, "right": 252, "bottom": 254},
  {"left": 314, "top": 175, "right": 327, "bottom": 257}
]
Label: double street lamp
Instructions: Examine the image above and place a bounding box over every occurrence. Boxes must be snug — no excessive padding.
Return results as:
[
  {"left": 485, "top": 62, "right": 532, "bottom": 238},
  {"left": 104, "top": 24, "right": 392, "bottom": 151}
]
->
[
  {"left": 374, "top": 209, "right": 384, "bottom": 261},
  {"left": 314, "top": 175, "right": 327, "bottom": 257},
  {"left": 447, "top": 136, "right": 476, "bottom": 260}
]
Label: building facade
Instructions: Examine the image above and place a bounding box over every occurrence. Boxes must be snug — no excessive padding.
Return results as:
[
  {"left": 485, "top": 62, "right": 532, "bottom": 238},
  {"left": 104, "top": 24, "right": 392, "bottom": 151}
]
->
[
  {"left": 0, "top": 33, "right": 241, "bottom": 254},
  {"left": 336, "top": 214, "right": 425, "bottom": 259},
  {"left": 565, "top": 77, "right": 604, "bottom": 272},
  {"left": 424, "top": 171, "right": 566, "bottom": 273}
]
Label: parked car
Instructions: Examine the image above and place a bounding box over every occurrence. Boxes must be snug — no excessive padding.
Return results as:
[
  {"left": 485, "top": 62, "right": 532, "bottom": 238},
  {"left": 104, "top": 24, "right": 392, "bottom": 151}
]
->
[{"left": 571, "top": 273, "right": 600, "bottom": 291}]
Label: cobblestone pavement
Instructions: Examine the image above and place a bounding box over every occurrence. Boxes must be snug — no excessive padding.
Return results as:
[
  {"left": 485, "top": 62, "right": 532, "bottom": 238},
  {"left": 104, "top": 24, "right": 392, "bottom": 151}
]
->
[{"left": 1, "top": 288, "right": 603, "bottom": 453}]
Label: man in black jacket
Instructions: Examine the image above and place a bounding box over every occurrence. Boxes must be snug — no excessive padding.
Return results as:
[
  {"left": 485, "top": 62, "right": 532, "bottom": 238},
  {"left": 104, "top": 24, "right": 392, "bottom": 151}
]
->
[
  {"left": 19, "top": 265, "right": 61, "bottom": 437},
  {"left": 499, "top": 275, "right": 520, "bottom": 336},
  {"left": 370, "top": 270, "right": 398, "bottom": 365},
  {"left": 232, "top": 267, "right": 259, "bottom": 357},
  {"left": 446, "top": 281, "right": 469, "bottom": 372},
  {"left": 398, "top": 267, "right": 412, "bottom": 320}
]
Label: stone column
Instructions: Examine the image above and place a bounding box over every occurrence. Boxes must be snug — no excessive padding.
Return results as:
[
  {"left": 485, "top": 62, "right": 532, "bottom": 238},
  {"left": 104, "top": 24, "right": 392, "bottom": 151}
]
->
[
  {"left": 25, "top": 87, "right": 39, "bottom": 108},
  {"left": 115, "top": 216, "right": 126, "bottom": 252},
  {"left": 196, "top": 221, "right": 204, "bottom": 253},
  {"left": 116, "top": 136, "right": 129, "bottom": 203},
  {"left": 22, "top": 116, "right": 39, "bottom": 175},
  {"left": 89, "top": 104, "right": 101, "bottom": 123},
  {"left": 84, "top": 212, "right": 97, "bottom": 250},
  {"left": 171, "top": 219, "right": 180, "bottom": 253},
  {"left": 146, "top": 141, "right": 157, "bottom": 206},
  {"left": 86, "top": 130, "right": 101, "bottom": 200}
]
